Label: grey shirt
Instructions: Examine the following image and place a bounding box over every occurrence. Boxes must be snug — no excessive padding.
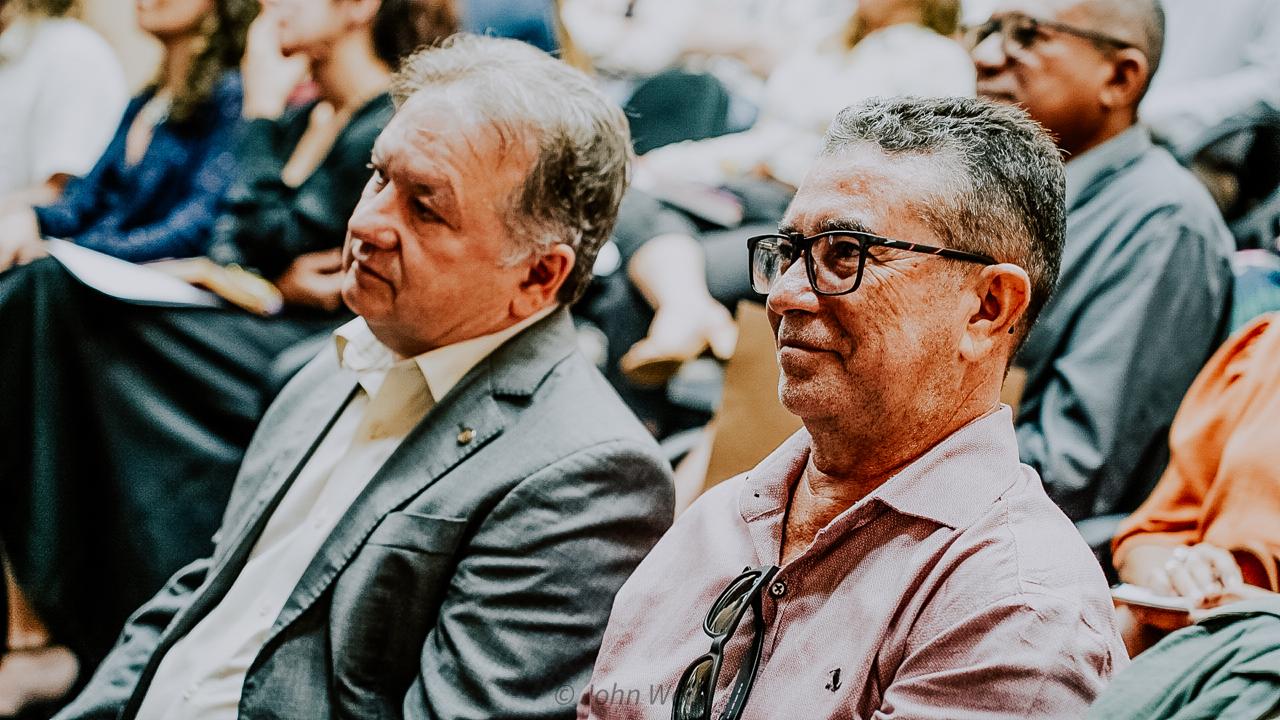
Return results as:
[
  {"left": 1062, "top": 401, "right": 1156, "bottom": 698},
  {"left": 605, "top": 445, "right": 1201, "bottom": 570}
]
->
[{"left": 1014, "top": 126, "right": 1234, "bottom": 521}]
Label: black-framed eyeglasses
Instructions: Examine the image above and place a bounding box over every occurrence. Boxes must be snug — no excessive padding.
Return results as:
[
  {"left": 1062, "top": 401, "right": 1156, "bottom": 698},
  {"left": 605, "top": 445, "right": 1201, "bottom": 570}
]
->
[
  {"left": 747, "top": 231, "right": 996, "bottom": 296},
  {"left": 962, "top": 12, "right": 1138, "bottom": 59},
  {"left": 672, "top": 565, "right": 780, "bottom": 720}
]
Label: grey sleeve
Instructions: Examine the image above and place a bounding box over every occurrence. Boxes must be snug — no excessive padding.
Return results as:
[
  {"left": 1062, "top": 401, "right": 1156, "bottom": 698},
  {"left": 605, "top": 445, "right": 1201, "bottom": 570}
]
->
[
  {"left": 51, "top": 558, "right": 211, "bottom": 720},
  {"left": 1017, "top": 214, "right": 1231, "bottom": 519},
  {"left": 401, "top": 441, "right": 675, "bottom": 720}
]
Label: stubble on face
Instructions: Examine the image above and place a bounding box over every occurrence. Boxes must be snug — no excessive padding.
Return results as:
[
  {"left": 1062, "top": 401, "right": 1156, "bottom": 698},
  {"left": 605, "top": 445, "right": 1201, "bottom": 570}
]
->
[
  {"left": 768, "top": 149, "right": 971, "bottom": 437},
  {"left": 340, "top": 92, "right": 536, "bottom": 355}
]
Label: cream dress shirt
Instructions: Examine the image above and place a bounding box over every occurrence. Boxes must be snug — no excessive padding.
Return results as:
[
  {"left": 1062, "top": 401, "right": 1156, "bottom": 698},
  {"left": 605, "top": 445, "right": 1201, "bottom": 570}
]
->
[{"left": 135, "top": 306, "right": 555, "bottom": 720}]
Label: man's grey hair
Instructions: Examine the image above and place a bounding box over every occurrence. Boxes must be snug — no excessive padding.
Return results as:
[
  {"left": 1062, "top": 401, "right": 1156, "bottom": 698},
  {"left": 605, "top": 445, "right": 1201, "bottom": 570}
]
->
[
  {"left": 391, "top": 34, "right": 632, "bottom": 304},
  {"left": 822, "top": 96, "right": 1066, "bottom": 345}
]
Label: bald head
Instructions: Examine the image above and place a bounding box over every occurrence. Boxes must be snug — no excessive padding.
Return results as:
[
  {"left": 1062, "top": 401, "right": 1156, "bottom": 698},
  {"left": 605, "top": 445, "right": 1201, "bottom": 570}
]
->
[
  {"left": 1075, "top": 0, "right": 1165, "bottom": 93},
  {"left": 974, "top": 0, "right": 1166, "bottom": 155}
]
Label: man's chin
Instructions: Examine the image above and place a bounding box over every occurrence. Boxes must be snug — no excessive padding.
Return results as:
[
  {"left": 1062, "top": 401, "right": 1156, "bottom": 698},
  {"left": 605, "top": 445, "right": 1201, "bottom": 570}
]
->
[
  {"left": 340, "top": 279, "right": 388, "bottom": 321},
  {"left": 776, "top": 370, "right": 829, "bottom": 411},
  {"left": 777, "top": 383, "right": 822, "bottom": 420}
]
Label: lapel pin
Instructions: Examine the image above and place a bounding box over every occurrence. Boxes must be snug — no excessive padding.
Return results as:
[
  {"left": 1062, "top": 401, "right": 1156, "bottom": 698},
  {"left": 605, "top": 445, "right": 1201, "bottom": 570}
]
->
[{"left": 457, "top": 426, "right": 476, "bottom": 446}]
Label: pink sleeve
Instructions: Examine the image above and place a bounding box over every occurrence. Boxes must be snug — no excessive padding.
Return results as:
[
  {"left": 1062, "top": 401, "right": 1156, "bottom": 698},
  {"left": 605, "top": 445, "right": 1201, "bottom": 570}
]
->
[{"left": 875, "top": 595, "right": 1123, "bottom": 719}]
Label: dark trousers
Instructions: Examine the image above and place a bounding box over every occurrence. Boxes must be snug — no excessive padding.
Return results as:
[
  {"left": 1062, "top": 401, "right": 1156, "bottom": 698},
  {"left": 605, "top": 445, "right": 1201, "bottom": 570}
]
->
[{"left": 0, "top": 258, "right": 341, "bottom": 665}]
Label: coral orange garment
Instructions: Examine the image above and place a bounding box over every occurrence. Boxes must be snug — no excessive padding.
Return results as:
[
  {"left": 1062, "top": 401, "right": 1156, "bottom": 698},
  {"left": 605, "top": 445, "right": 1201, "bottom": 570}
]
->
[{"left": 1113, "top": 313, "right": 1280, "bottom": 590}]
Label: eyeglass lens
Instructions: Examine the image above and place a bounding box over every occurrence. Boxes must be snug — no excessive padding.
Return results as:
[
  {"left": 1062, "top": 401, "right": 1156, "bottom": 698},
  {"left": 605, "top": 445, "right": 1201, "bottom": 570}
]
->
[
  {"left": 810, "top": 235, "right": 863, "bottom": 293},
  {"left": 706, "top": 572, "right": 759, "bottom": 635},
  {"left": 750, "top": 234, "right": 865, "bottom": 295},
  {"left": 966, "top": 15, "right": 1039, "bottom": 56},
  {"left": 750, "top": 237, "right": 788, "bottom": 294},
  {"left": 674, "top": 657, "right": 715, "bottom": 720}
]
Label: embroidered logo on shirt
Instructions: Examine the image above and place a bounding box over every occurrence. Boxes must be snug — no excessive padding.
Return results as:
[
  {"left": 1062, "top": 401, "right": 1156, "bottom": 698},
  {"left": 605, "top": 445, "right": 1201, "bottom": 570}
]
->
[{"left": 825, "top": 668, "right": 842, "bottom": 692}]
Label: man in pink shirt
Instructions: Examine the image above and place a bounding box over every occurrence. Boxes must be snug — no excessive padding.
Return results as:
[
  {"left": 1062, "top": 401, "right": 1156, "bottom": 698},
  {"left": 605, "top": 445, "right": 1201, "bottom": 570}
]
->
[{"left": 580, "top": 96, "right": 1127, "bottom": 720}]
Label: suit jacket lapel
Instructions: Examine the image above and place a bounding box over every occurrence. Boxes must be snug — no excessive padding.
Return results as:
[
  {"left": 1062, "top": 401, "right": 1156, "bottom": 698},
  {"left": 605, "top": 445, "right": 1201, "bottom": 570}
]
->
[
  {"left": 264, "top": 308, "right": 579, "bottom": 641},
  {"left": 121, "top": 354, "right": 361, "bottom": 717},
  {"left": 175, "top": 358, "right": 360, "bottom": 639}
]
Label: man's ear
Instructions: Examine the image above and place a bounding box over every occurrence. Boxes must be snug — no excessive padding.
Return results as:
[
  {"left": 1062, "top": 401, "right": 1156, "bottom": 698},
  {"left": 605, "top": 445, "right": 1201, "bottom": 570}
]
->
[
  {"left": 511, "top": 243, "right": 575, "bottom": 318},
  {"left": 1100, "top": 47, "right": 1149, "bottom": 111},
  {"left": 958, "top": 263, "right": 1031, "bottom": 362}
]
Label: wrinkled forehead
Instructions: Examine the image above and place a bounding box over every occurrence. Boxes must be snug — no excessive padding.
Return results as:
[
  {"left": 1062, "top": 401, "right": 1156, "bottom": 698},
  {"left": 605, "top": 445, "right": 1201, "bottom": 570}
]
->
[
  {"left": 782, "top": 145, "right": 960, "bottom": 242},
  {"left": 388, "top": 90, "right": 534, "bottom": 169}
]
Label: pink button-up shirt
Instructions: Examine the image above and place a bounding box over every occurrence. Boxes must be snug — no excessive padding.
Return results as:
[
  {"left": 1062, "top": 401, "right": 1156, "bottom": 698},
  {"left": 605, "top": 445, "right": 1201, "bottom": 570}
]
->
[{"left": 581, "top": 407, "right": 1126, "bottom": 719}]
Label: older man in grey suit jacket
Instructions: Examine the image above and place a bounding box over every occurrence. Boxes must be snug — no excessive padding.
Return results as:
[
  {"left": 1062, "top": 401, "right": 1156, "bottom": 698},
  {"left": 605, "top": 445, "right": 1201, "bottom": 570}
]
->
[{"left": 54, "top": 35, "right": 674, "bottom": 720}]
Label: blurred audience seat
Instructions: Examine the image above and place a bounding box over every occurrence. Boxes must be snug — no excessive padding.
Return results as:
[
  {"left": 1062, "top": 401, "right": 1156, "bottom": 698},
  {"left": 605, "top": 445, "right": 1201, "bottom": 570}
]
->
[{"left": 624, "top": 69, "right": 732, "bottom": 155}]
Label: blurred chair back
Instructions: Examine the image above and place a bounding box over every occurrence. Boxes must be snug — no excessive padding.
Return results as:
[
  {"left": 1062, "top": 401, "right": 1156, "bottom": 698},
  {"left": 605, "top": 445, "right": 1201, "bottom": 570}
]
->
[
  {"left": 1231, "top": 185, "right": 1280, "bottom": 251},
  {"left": 625, "top": 69, "right": 732, "bottom": 156},
  {"left": 702, "top": 301, "right": 801, "bottom": 490},
  {"left": 1231, "top": 248, "right": 1280, "bottom": 332}
]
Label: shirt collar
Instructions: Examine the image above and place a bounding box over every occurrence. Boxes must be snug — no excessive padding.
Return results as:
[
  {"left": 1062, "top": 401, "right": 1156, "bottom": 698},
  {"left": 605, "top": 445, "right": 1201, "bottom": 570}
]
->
[
  {"left": 333, "top": 304, "right": 559, "bottom": 402},
  {"left": 741, "top": 406, "right": 1023, "bottom": 531},
  {"left": 1064, "top": 125, "right": 1152, "bottom": 213}
]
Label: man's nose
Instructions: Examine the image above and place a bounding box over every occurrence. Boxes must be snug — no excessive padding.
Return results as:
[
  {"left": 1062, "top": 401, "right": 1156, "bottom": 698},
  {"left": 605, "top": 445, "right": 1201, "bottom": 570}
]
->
[
  {"left": 766, "top": 258, "right": 820, "bottom": 316},
  {"left": 971, "top": 32, "right": 1008, "bottom": 74},
  {"left": 347, "top": 192, "right": 399, "bottom": 251}
]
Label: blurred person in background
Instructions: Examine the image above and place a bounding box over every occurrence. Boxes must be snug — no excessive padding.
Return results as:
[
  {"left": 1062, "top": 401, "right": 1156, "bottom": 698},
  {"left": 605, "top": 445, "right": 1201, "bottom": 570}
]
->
[
  {"left": 560, "top": 0, "right": 851, "bottom": 88},
  {"left": 969, "top": 0, "right": 1235, "bottom": 522},
  {"left": 1111, "top": 313, "right": 1280, "bottom": 655},
  {"left": 582, "top": 0, "right": 975, "bottom": 435},
  {"left": 637, "top": 0, "right": 972, "bottom": 190},
  {"left": 560, "top": 0, "right": 852, "bottom": 150},
  {"left": 1141, "top": 0, "right": 1280, "bottom": 216},
  {"left": 0, "top": 0, "right": 253, "bottom": 270},
  {"left": 0, "top": 0, "right": 455, "bottom": 714},
  {"left": 0, "top": 0, "right": 127, "bottom": 209},
  {"left": 0, "top": 0, "right": 253, "bottom": 710},
  {"left": 463, "top": 0, "right": 557, "bottom": 53}
]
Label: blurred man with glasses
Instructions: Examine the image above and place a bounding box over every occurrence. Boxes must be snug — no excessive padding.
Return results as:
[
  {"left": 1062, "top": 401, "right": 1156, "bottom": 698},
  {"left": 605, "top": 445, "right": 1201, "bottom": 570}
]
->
[
  {"left": 968, "top": 0, "right": 1234, "bottom": 526},
  {"left": 578, "top": 96, "right": 1126, "bottom": 720}
]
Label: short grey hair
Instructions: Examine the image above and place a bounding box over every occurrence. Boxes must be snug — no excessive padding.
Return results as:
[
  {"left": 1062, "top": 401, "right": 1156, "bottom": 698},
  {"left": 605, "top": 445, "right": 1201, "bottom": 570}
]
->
[
  {"left": 822, "top": 96, "right": 1066, "bottom": 344},
  {"left": 391, "top": 34, "right": 632, "bottom": 304}
]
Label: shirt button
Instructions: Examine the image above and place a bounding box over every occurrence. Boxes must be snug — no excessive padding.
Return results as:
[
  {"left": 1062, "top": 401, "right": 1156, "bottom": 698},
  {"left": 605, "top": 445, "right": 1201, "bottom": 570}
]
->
[{"left": 769, "top": 580, "right": 788, "bottom": 598}]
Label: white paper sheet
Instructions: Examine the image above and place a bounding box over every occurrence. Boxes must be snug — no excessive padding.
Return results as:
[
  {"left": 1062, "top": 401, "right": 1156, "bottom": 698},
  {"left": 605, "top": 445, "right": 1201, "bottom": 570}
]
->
[
  {"left": 1111, "top": 583, "right": 1194, "bottom": 612},
  {"left": 45, "top": 239, "right": 222, "bottom": 308}
]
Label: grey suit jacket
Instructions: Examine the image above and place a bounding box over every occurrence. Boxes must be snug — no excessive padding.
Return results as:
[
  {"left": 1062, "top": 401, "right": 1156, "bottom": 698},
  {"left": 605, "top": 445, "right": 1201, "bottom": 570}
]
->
[{"left": 56, "top": 308, "right": 675, "bottom": 720}]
